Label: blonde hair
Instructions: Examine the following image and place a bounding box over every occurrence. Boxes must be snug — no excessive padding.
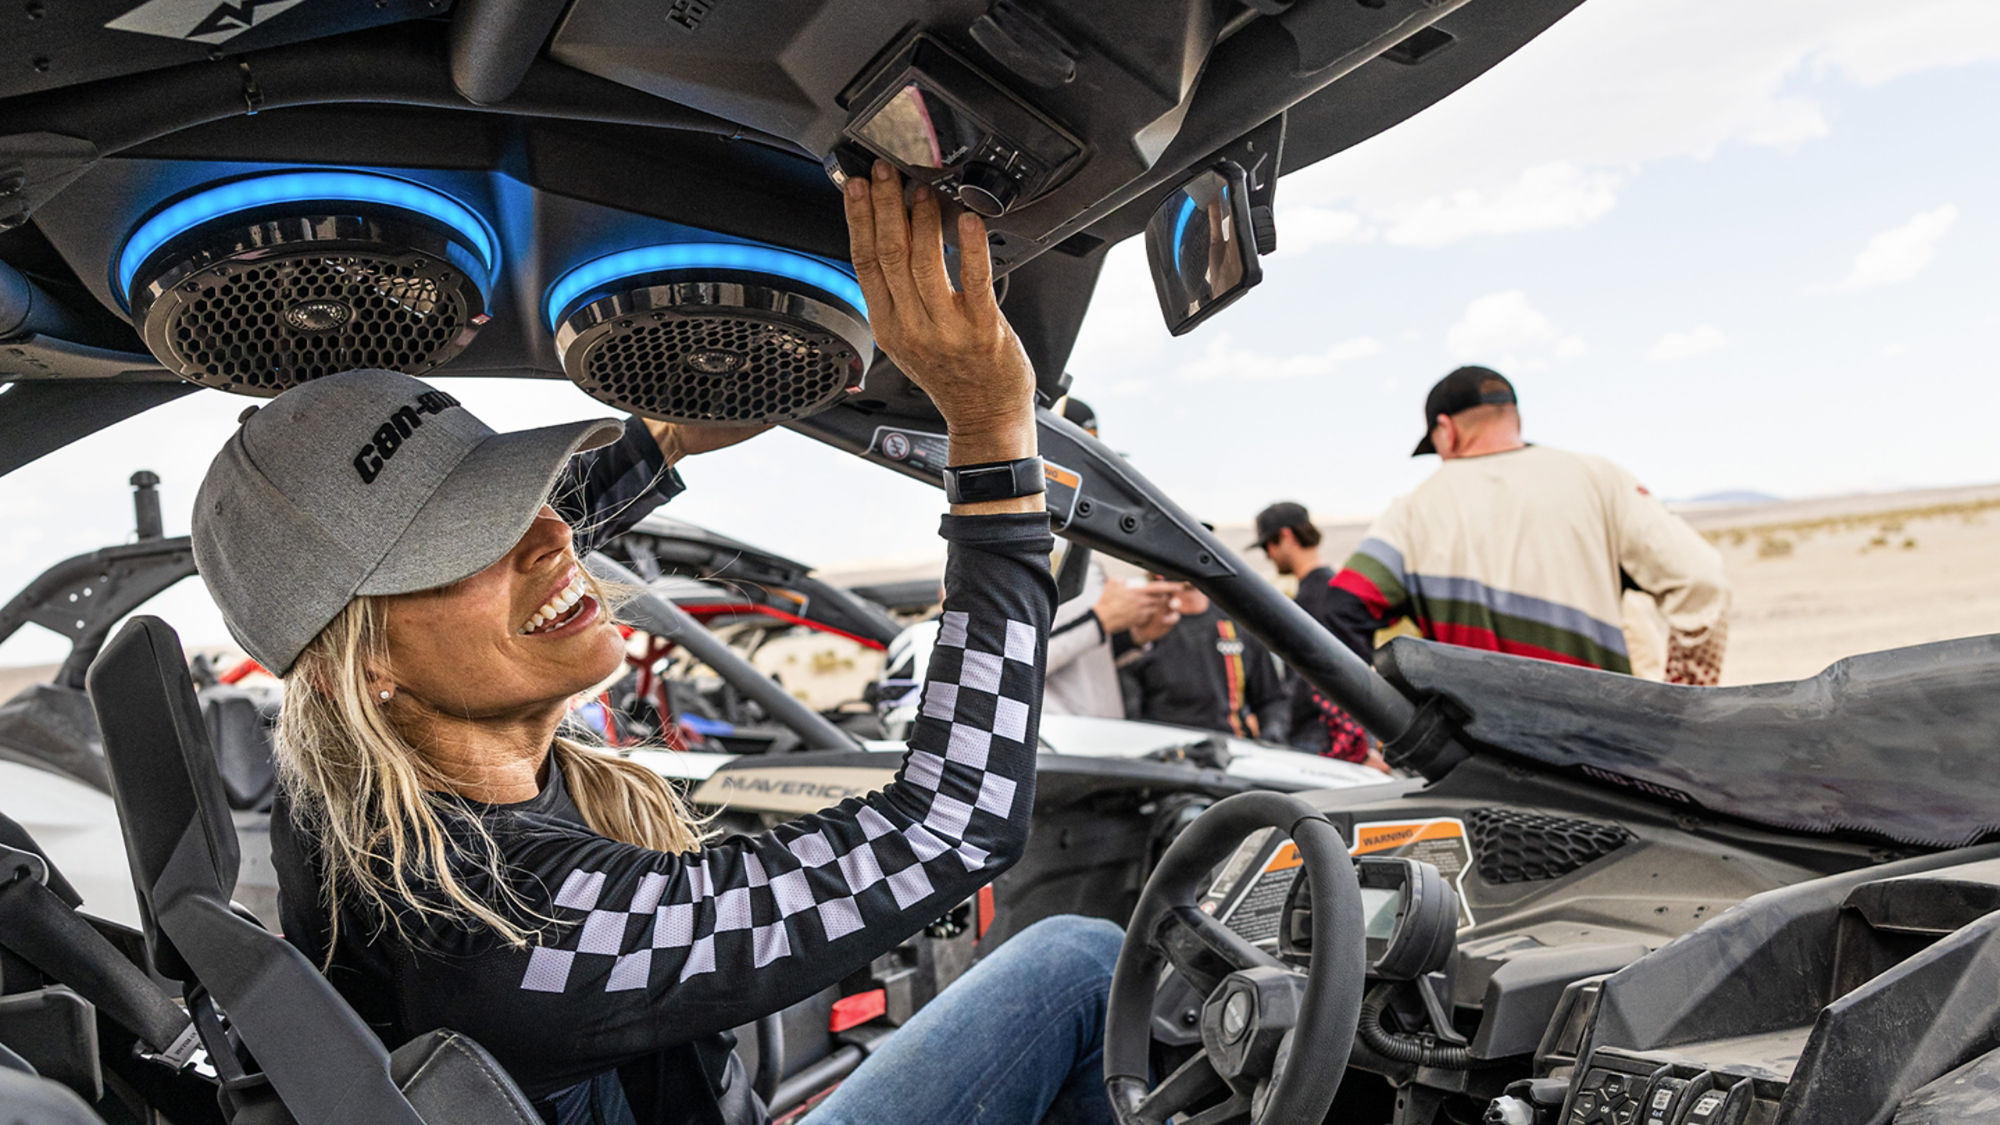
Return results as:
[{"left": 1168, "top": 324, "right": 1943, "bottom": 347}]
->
[{"left": 276, "top": 579, "right": 709, "bottom": 955}]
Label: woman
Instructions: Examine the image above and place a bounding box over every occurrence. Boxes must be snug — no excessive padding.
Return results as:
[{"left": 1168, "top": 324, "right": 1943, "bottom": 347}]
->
[{"left": 190, "top": 166, "right": 1119, "bottom": 1124}]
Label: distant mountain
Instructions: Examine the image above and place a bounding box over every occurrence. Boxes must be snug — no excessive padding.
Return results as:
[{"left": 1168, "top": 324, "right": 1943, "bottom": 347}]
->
[{"left": 1686, "top": 489, "right": 1783, "bottom": 506}]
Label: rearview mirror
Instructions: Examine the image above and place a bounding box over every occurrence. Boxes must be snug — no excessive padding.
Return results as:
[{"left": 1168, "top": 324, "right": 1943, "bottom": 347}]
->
[{"left": 1143, "top": 162, "right": 1264, "bottom": 336}]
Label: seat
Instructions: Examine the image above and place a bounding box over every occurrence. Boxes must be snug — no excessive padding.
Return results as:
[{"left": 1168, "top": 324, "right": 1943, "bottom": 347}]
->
[
  {"left": 87, "top": 615, "right": 538, "bottom": 1125},
  {"left": 0, "top": 812, "right": 199, "bottom": 1107},
  {"left": 0, "top": 1065, "right": 107, "bottom": 1125},
  {"left": 1376, "top": 632, "right": 2000, "bottom": 848},
  {"left": 196, "top": 684, "right": 278, "bottom": 812}
]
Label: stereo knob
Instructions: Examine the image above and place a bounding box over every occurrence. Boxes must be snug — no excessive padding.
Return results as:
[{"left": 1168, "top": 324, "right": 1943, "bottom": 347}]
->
[{"left": 956, "top": 162, "right": 1021, "bottom": 217}]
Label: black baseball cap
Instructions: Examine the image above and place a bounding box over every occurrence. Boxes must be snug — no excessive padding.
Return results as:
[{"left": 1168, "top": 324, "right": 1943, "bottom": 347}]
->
[
  {"left": 1413, "top": 365, "right": 1517, "bottom": 456},
  {"left": 1253, "top": 501, "right": 1313, "bottom": 550}
]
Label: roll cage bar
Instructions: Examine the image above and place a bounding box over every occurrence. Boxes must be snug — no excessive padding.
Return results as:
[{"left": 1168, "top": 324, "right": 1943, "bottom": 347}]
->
[
  {"left": 789, "top": 405, "right": 1469, "bottom": 778},
  {"left": 0, "top": 474, "right": 191, "bottom": 692}
]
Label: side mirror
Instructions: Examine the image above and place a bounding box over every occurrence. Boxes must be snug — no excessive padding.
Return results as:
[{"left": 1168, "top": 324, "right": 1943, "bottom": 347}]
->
[{"left": 1143, "top": 161, "right": 1264, "bottom": 336}]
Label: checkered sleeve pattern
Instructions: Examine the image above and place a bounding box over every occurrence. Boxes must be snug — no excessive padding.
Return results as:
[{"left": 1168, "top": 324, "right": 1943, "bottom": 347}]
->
[{"left": 401, "top": 515, "right": 1057, "bottom": 1069}]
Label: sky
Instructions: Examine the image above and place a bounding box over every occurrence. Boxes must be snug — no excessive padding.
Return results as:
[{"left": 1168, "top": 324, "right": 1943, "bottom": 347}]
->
[{"left": 6, "top": 0, "right": 2000, "bottom": 664}]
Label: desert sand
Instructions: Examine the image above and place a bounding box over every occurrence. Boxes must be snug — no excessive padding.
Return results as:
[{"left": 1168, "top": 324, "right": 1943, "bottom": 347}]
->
[{"left": 1657, "top": 484, "right": 2000, "bottom": 685}]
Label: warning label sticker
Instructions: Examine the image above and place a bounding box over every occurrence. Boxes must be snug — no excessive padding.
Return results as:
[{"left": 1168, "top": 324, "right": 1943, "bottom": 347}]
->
[
  {"left": 1206, "top": 817, "right": 1476, "bottom": 947},
  {"left": 1042, "top": 461, "right": 1082, "bottom": 528},
  {"left": 870, "top": 425, "right": 950, "bottom": 472},
  {"left": 1205, "top": 830, "right": 1290, "bottom": 948},
  {"left": 1263, "top": 843, "right": 1303, "bottom": 873},
  {"left": 1352, "top": 818, "right": 1475, "bottom": 928}
]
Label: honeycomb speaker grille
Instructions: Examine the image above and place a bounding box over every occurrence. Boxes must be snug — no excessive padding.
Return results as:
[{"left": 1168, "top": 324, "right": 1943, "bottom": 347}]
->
[
  {"left": 556, "top": 276, "right": 870, "bottom": 426},
  {"left": 1466, "top": 807, "right": 1634, "bottom": 885},
  {"left": 129, "top": 212, "right": 489, "bottom": 396}
]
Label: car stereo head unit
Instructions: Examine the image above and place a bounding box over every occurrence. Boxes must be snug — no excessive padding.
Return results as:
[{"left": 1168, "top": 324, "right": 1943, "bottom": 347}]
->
[{"left": 833, "top": 36, "right": 1085, "bottom": 217}]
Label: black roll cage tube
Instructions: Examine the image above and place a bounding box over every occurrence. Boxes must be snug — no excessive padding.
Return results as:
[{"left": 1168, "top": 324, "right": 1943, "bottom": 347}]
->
[
  {"left": 585, "top": 554, "right": 865, "bottom": 755},
  {"left": 789, "top": 404, "right": 1470, "bottom": 778}
]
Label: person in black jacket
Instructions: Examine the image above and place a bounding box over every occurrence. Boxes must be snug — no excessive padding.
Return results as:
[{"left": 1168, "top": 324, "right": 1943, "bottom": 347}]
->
[
  {"left": 191, "top": 164, "right": 1118, "bottom": 1125},
  {"left": 1253, "top": 502, "right": 1386, "bottom": 771},
  {"left": 1118, "top": 583, "right": 1290, "bottom": 743}
]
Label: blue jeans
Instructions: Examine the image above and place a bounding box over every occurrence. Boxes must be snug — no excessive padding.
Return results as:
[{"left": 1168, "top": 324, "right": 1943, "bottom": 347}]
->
[{"left": 808, "top": 915, "right": 1122, "bottom": 1125}]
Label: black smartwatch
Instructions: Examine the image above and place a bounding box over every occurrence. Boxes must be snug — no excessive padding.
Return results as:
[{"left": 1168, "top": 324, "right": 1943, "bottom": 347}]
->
[{"left": 943, "top": 457, "right": 1046, "bottom": 504}]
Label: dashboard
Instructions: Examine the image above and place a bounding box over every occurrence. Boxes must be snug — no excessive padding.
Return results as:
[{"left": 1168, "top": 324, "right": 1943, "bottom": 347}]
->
[
  {"left": 1546, "top": 853, "right": 2000, "bottom": 1125},
  {"left": 1165, "top": 764, "right": 2000, "bottom": 1125}
]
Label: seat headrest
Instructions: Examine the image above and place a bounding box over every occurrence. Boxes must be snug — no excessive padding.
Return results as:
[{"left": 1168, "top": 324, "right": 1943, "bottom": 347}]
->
[{"left": 86, "top": 617, "right": 240, "bottom": 982}]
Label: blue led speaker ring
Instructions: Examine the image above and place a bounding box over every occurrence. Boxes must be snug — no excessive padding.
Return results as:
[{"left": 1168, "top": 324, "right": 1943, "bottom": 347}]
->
[
  {"left": 119, "top": 171, "right": 497, "bottom": 395},
  {"left": 546, "top": 242, "right": 873, "bottom": 425},
  {"left": 544, "top": 243, "right": 866, "bottom": 330},
  {"left": 1172, "top": 195, "right": 1198, "bottom": 257},
  {"left": 116, "top": 170, "right": 496, "bottom": 302}
]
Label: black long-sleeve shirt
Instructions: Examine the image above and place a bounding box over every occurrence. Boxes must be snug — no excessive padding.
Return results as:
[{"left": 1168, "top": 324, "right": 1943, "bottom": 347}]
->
[
  {"left": 1280, "top": 568, "right": 1373, "bottom": 762},
  {"left": 271, "top": 421, "right": 1057, "bottom": 1123},
  {"left": 1118, "top": 605, "right": 1289, "bottom": 743}
]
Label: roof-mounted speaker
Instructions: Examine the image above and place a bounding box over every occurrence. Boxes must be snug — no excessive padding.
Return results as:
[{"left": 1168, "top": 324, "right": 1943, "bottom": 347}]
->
[
  {"left": 117, "top": 171, "right": 496, "bottom": 395},
  {"left": 546, "top": 244, "right": 871, "bottom": 426}
]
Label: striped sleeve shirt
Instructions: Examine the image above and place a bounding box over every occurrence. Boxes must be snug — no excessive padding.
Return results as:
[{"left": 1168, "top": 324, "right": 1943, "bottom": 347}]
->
[{"left": 1322, "top": 445, "right": 1729, "bottom": 678}]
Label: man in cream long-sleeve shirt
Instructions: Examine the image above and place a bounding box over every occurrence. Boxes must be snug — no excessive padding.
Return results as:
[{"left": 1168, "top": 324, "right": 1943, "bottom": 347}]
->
[{"left": 1318, "top": 366, "right": 1730, "bottom": 684}]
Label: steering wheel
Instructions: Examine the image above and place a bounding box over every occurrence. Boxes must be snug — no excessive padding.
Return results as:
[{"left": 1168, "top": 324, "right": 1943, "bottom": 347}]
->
[{"left": 1103, "top": 792, "right": 1366, "bottom": 1124}]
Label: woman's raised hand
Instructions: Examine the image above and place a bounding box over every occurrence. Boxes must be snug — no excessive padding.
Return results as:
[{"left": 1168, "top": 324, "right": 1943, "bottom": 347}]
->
[{"left": 843, "top": 161, "right": 1037, "bottom": 466}]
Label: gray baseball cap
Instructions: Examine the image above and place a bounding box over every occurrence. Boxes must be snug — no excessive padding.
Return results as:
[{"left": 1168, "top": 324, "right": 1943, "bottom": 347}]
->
[{"left": 191, "top": 369, "right": 625, "bottom": 675}]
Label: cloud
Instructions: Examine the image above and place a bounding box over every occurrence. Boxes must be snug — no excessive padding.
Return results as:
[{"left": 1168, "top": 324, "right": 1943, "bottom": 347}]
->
[
  {"left": 1647, "top": 324, "right": 1730, "bottom": 362},
  {"left": 1378, "top": 163, "right": 1622, "bottom": 248},
  {"left": 1279, "top": 0, "right": 2000, "bottom": 248},
  {"left": 1444, "top": 291, "right": 1585, "bottom": 371},
  {"left": 1065, "top": 240, "right": 1172, "bottom": 376},
  {"left": 1273, "top": 205, "right": 1374, "bottom": 255},
  {"left": 1811, "top": 1, "right": 2000, "bottom": 84},
  {"left": 1178, "top": 333, "right": 1384, "bottom": 382},
  {"left": 1831, "top": 205, "right": 1959, "bottom": 292}
]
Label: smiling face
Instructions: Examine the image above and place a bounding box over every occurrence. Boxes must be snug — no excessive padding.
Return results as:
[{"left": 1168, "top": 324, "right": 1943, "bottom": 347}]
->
[{"left": 375, "top": 505, "right": 626, "bottom": 721}]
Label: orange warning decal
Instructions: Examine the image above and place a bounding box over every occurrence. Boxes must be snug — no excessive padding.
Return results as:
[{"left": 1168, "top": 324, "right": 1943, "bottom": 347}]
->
[
  {"left": 1262, "top": 842, "right": 1303, "bottom": 873},
  {"left": 1044, "top": 463, "right": 1081, "bottom": 491},
  {"left": 1351, "top": 817, "right": 1475, "bottom": 926},
  {"left": 1352, "top": 819, "right": 1466, "bottom": 855}
]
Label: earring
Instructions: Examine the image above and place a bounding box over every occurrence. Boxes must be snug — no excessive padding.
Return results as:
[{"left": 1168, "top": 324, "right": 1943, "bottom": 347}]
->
[{"left": 378, "top": 689, "right": 392, "bottom": 702}]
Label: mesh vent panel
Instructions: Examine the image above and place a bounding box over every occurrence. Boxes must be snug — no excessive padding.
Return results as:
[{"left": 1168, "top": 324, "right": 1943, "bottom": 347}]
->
[
  {"left": 146, "top": 251, "right": 474, "bottom": 394},
  {"left": 570, "top": 309, "right": 861, "bottom": 425},
  {"left": 1466, "top": 807, "right": 1634, "bottom": 885}
]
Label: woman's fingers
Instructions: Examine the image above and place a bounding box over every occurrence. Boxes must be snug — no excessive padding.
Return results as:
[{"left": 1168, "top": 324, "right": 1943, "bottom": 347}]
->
[
  {"left": 958, "top": 211, "right": 998, "bottom": 329},
  {"left": 907, "top": 185, "right": 956, "bottom": 321},
  {"left": 833, "top": 170, "right": 1034, "bottom": 438},
  {"left": 867, "top": 163, "right": 928, "bottom": 322},
  {"left": 842, "top": 177, "right": 892, "bottom": 317}
]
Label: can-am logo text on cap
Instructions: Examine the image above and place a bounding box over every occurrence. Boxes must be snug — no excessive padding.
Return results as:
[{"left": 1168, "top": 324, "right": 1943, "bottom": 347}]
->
[{"left": 352, "top": 391, "right": 462, "bottom": 484}]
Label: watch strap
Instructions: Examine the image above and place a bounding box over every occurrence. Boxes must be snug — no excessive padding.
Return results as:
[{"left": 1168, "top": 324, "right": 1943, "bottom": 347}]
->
[{"left": 943, "top": 457, "right": 1046, "bottom": 504}]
